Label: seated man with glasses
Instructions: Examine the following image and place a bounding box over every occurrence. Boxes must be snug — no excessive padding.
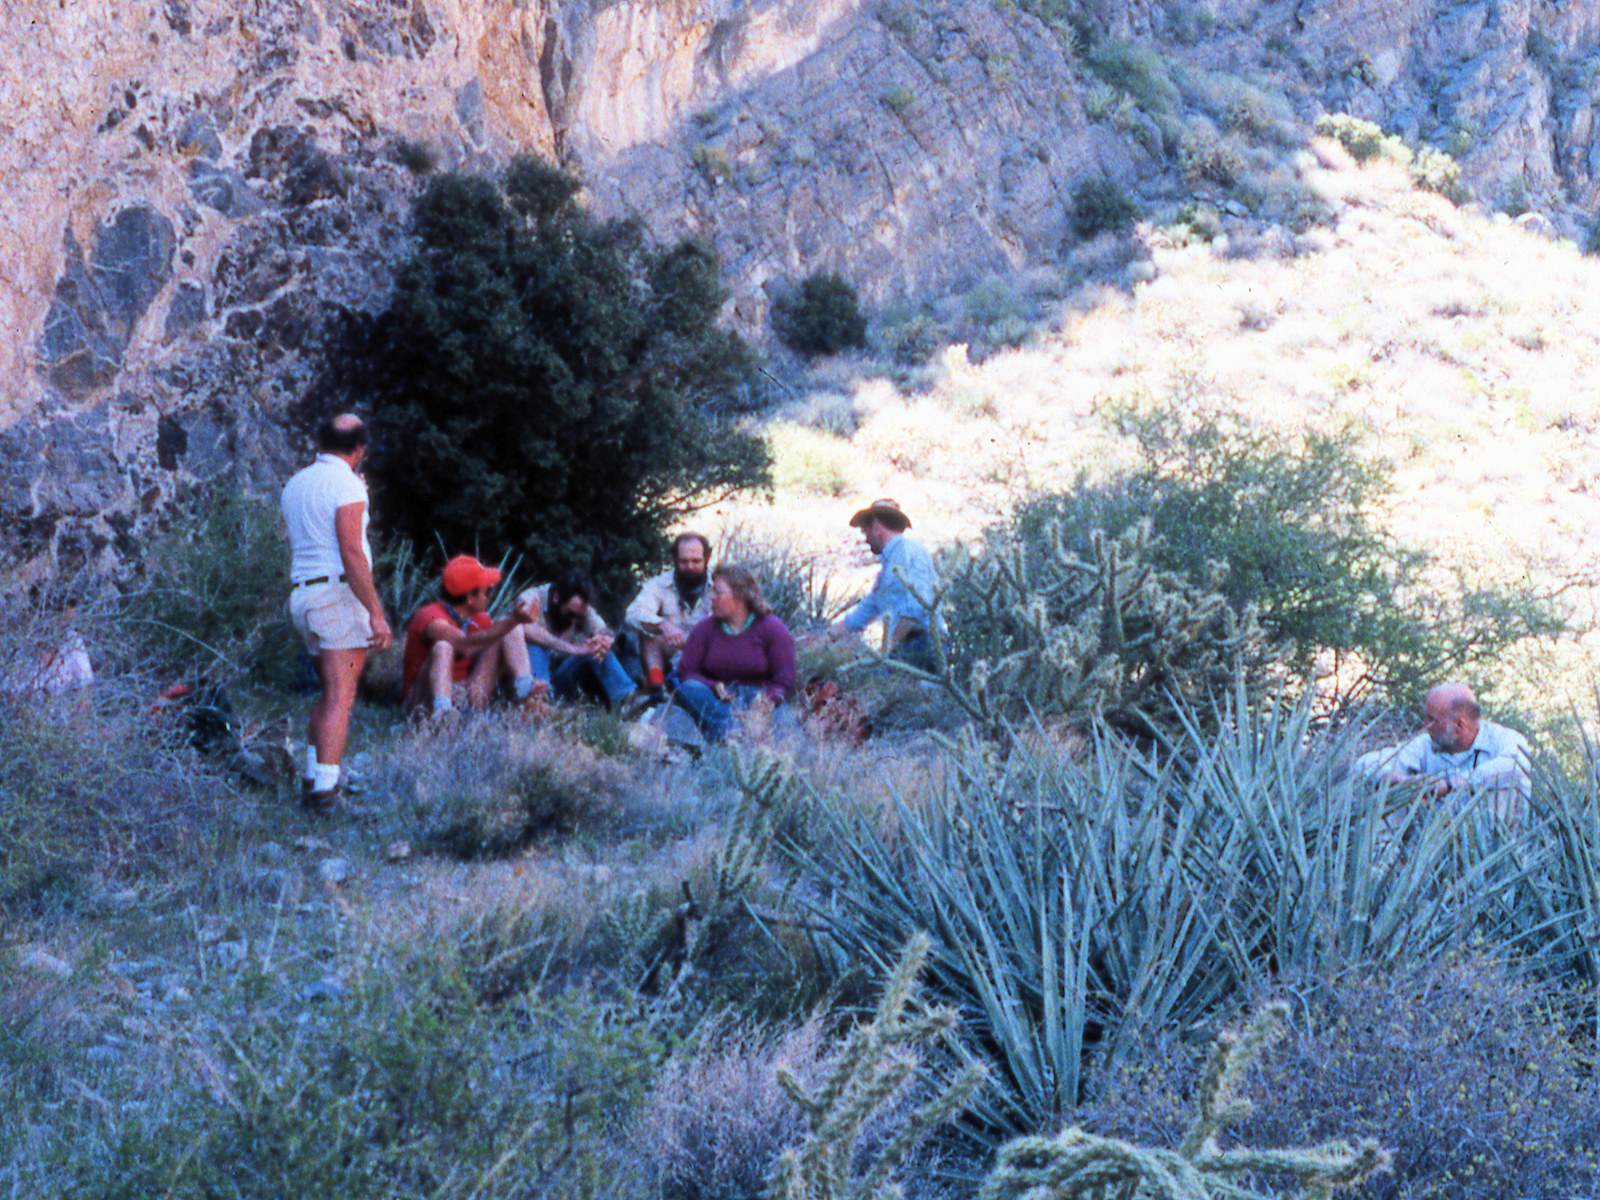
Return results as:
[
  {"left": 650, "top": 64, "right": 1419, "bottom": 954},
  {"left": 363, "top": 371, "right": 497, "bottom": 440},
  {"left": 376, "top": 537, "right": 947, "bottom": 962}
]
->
[{"left": 400, "top": 555, "right": 539, "bottom": 718}]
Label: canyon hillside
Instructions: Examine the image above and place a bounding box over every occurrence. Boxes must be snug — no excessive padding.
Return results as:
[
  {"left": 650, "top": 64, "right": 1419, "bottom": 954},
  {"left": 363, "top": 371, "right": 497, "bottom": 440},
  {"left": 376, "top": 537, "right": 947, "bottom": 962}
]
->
[{"left": 6, "top": 0, "right": 1600, "bottom": 583}]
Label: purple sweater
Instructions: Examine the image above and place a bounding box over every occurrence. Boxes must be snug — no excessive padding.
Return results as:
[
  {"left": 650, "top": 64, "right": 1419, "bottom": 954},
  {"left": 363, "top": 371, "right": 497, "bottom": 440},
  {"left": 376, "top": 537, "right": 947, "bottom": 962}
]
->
[{"left": 678, "top": 613, "right": 797, "bottom": 702}]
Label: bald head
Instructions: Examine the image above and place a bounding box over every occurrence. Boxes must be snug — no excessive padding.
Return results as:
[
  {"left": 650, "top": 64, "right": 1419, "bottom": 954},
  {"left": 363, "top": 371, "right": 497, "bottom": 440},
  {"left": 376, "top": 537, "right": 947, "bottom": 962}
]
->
[
  {"left": 317, "top": 413, "right": 369, "bottom": 458},
  {"left": 1423, "top": 681, "right": 1481, "bottom": 753}
]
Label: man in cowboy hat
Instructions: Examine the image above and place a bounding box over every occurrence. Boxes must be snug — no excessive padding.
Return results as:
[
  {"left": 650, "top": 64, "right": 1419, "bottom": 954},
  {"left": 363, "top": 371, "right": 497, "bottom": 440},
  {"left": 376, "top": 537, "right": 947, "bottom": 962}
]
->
[
  {"left": 831, "top": 498, "right": 942, "bottom": 670},
  {"left": 400, "top": 555, "right": 540, "bottom": 717}
]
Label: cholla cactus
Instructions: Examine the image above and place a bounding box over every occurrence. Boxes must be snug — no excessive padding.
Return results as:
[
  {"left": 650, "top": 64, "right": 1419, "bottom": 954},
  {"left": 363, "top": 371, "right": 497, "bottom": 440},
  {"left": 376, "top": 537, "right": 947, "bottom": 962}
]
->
[
  {"left": 932, "top": 519, "right": 1269, "bottom": 737},
  {"left": 980, "top": 1004, "right": 1391, "bottom": 1200},
  {"left": 767, "top": 934, "right": 985, "bottom": 1200},
  {"left": 633, "top": 749, "right": 793, "bottom": 1009},
  {"left": 716, "top": 749, "right": 793, "bottom": 902}
]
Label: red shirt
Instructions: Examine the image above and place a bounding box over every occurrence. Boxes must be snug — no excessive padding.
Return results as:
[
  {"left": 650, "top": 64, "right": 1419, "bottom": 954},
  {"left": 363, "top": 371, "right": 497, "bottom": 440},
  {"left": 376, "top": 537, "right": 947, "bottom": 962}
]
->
[{"left": 400, "top": 601, "right": 493, "bottom": 695}]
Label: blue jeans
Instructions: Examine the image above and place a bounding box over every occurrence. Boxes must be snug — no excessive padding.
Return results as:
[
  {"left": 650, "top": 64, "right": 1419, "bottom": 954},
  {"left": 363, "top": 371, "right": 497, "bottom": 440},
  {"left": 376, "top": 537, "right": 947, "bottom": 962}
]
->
[
  {"left": 670, "top": 679, "right": 762, "bottom": 743},
  {"left": 528, "top": 645, "right": 637, "bottom": 707}
]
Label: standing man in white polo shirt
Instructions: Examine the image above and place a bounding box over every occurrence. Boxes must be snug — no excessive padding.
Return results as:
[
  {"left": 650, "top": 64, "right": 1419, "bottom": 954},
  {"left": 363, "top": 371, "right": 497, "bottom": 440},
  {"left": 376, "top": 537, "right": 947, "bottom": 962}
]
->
[{"left": 281, "top": 413, "right": 392, "bottom": 811}]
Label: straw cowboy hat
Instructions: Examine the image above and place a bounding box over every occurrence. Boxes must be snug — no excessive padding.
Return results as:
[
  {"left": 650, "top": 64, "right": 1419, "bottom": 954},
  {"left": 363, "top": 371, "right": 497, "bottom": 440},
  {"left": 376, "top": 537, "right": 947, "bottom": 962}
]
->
[{"left": 848, "top": 498, "right": 912, "bottom": 532}]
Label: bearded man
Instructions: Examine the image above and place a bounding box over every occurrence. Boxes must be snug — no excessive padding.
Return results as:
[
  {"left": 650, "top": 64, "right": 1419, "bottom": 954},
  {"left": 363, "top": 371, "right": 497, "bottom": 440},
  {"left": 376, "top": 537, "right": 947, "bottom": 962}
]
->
[{"left": 623, "top": 532, "right": 713, "bottom": 693}]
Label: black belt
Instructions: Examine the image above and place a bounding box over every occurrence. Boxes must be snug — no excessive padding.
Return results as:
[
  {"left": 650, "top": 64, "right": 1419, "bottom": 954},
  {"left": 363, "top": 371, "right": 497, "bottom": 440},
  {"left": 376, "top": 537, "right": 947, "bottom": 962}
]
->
[{"left": 293, "top": 574, "right": 348, "bottom": 589}]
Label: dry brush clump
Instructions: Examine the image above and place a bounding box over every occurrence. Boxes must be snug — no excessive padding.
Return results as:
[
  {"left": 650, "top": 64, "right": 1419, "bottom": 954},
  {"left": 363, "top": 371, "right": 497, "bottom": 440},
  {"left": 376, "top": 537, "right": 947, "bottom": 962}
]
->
[
  {"left": 0, "top": 597, "right": 248, "bottom": 910},
  {"left": 12, "top": 920, "right": 668, "bottom": 1200},
  {"left": 1078, "top": 961, "right": 1598, "bottom": 1200},
  {"left": 987, "top": 1004, "right": 1389, "bottom": 1200},
  {"left": 376, "top": 716, "right": 646, "bottom": 858}
]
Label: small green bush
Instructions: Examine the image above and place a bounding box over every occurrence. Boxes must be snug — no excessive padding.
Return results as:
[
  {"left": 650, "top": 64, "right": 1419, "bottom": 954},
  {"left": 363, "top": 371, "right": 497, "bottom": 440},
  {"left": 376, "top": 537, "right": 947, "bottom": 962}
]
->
[
  {"left": 773, "top": 273, "right": 868, "bottom": 358},
  {"left": 766, "top": 422, "right": 855, "bottom": 498},
  {"left": 58, "top": 956, "right": 663, "bottom": 1199},
  {"left": 1584, "top": 213, "right": 1600, "bottom": 256},
  {"left": 1314, "top": 112, "right": 1394, "bottom": 163},
  {"left": 1070, "top": 178, "right": 1138, "bottom": 240},
  {"left": 1086, "top": 39, "right": 1180, "bottom": 116},
  {"left": 124, "top": 480, "right": 296, "bottom": 686},
  {"left": 1410, "top": 145, "right": 1469, "bottom": 205}
]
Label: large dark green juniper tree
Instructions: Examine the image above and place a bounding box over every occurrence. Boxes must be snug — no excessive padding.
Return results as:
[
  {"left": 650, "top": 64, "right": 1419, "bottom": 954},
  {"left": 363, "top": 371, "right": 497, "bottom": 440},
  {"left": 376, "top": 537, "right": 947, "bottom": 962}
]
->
[{"left": 364, "top": 158, "right": 769, "bottom": 593}]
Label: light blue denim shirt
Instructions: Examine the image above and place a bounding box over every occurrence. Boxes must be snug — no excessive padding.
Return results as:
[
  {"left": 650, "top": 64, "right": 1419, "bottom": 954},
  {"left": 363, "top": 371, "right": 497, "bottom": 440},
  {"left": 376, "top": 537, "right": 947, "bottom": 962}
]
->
[{"left": 841, "top": 534, "right": 943, "bottom": 635}]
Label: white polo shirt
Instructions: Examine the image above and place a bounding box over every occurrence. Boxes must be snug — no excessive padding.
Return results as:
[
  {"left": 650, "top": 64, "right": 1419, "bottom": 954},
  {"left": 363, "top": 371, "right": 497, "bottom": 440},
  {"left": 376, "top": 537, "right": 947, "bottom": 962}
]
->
[{"left": 280, "top": 454, "right": 371, "bottom": 584}]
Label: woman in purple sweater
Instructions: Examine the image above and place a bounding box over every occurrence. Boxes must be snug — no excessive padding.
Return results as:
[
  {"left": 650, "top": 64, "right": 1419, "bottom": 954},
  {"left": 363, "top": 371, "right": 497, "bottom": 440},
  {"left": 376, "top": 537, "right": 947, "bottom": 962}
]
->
[{"left": 671, "top": 564, "right": 796, "bottom": 742}]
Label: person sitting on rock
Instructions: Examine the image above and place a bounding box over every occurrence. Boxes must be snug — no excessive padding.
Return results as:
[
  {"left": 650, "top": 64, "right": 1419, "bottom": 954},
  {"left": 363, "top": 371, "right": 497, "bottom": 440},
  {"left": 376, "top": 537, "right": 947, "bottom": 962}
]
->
[
  {"left": 623, "top": 532, "right": 713, "bottom": 694},
  {"left": 516, "top": 569, "right": 639, "bottom": 709},
  {"left": 1354, "top": 680, "right": 1532, "bottom": 822},
  {"left": 671, "top": 564, "right": 796, "bottom": 742},
  {"left": 400, "top": 556, "right": 538, "bottom": 718}
]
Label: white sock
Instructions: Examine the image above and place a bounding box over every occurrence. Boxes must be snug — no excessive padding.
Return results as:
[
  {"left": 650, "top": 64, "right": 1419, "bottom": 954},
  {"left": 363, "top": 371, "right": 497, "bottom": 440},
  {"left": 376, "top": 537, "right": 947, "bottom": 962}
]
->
[
  {"left": 512, "top": 674, "right": 534, "bottom": 702},
  {"left": 312, "top": 763, "right": 340, "bottom": 793},
  {"left": 304, "top": 745, "right": 318, "bottom": 782},
  {"left": 432, "top": 695, "right": 454, "bottom": 715}
]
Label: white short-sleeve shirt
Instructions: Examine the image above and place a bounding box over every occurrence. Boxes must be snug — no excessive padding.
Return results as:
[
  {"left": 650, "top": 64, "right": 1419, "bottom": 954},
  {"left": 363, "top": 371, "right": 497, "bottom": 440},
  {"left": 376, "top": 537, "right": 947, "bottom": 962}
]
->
[{"left": 281, "top": 454, "right": 371, "bottom": 583}]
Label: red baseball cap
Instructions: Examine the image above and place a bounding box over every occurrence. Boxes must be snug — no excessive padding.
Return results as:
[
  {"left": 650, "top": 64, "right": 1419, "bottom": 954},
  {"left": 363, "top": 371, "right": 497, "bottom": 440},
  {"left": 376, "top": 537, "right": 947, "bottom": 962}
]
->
[{"left": 441, "top": 555, "right": 501, "bottom": 596}]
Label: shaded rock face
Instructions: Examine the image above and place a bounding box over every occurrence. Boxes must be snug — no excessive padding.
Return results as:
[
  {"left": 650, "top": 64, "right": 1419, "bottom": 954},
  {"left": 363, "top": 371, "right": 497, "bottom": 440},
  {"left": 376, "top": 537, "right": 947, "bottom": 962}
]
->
[
  {"left": 8, "top": 0, "right": 1600, "bottom": 585},
  {"left": 38, "top": 208, "right": 176, "bottom": 398}
]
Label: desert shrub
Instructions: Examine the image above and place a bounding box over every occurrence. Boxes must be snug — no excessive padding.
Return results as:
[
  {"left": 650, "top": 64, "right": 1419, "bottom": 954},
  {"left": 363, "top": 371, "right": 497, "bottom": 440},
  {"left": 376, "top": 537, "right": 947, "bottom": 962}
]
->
[
  {"left": 1011, "top": 399, "right": 1564, "bottom": 709},
  {"left": 1410, "top": 145, "right": 1469, "bottom": 205},
  {"left": 1177, "top": 120, "right": 1246, "bottom": 186},
  {"left": 1086, "top": 39, "right": 1179, "bottom": 116},
  {"left": 1586, "top": 213, "right": 1600, "bottom": 256},
  {"left": 382, "top": 719, "right": 631, "bottom": 858},
  {"left": 1070, "top": 178, "right": 1138, "bottom": 240},
  {"left": 879, "top": 311, "right": 944, "bottom": 366},
  {"left": 358, "top": 157, "right": 770, "bottom": 597},
  {"left": 123, "top": 480, "right": 297, "bottom": 686},
  {"left": 0, "top": 605, "right": 235, "bottom": 909},
  {"left": 638, "top": 1017, "right": 840, "bottom": 1200},
  {"left": 1079, "top": 961, "right": 1598, "bottom": 1200},
  {"left": 773, "top": 272, "right": 869, "bottom": 358},
  {"left": 961, "top": 278, "right": 1031, "bottom": 347},
  {"left": 1313, "top": 112, "right": 1401, "bottom": 163},
  {"left": 767, "top": 422, "right": 855, "bottom": 498}
]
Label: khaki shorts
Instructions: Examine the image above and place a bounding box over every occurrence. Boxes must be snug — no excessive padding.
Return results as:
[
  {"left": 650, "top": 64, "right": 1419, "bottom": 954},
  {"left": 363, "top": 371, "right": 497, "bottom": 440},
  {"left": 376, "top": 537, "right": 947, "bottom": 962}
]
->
[{"left": 289, "top": 583, "right": 372, "bottom": 653}]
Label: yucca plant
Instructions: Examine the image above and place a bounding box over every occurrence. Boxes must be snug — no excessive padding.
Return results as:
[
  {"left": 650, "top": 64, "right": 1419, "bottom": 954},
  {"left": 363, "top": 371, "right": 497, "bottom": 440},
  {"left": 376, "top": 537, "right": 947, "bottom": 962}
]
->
[{"left": 794, "top": 691, "right": 1600, "bottom": 1141}]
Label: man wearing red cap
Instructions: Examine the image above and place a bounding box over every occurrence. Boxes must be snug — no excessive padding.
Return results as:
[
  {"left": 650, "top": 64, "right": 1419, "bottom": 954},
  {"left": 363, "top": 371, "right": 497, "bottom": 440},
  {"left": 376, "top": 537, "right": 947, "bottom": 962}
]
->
[{"left": 400, "top": 556, "right": 539, "bottom": 717}]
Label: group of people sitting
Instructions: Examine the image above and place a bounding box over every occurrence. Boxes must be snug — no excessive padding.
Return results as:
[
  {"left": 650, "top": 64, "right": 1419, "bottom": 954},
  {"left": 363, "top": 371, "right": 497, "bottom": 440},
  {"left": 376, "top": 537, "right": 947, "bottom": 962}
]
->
[
  {"left": 282, "top": 414, "right": 1536, "bottom": 816},
  {"left": 394, "top": 498, "right": 941, "bottom": 746}
]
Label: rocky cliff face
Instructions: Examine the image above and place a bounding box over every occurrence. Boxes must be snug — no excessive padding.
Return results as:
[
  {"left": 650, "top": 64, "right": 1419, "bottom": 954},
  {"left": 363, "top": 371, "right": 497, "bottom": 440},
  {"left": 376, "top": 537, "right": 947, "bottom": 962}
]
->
[{"left": 6, "top": 0, "right": 1600, "bottom": 583}]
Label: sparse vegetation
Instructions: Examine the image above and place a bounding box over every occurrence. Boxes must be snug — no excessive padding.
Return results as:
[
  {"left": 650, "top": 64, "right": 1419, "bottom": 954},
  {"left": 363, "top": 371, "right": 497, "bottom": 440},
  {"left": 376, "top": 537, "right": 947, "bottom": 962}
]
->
[{"left": 15, "top": 72, "right": 1600, "bottom": 1200}]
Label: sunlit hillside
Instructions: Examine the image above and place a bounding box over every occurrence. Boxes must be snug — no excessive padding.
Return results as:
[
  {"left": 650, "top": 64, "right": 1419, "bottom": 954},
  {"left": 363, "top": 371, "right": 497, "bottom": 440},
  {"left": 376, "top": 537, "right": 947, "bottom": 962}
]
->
[{"left": 729, "top": 138, "right": 1600, "bottom": 731}]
